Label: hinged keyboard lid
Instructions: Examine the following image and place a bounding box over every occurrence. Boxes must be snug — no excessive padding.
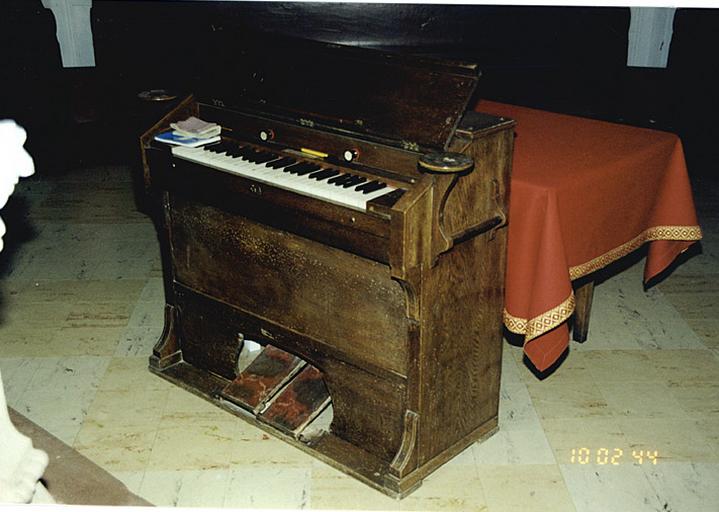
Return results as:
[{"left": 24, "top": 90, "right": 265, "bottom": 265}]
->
[{"left": 199, "top": 34, "right": 480, "bottom": 153}]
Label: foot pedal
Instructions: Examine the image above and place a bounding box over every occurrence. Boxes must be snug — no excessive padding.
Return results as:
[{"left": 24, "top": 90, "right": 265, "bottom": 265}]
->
[
  {"left": 258, "top": 365, "right": 331, "bottom": 438},
  {"left": 219, "top": 345, "right": 305, "bottom": 413}
]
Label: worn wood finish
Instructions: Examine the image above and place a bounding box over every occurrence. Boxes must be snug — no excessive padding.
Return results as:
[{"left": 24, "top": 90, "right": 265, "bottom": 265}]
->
[
  {"left": 200, "top": 34, "right": 478, "bottom": 153},
  {"left": 155, "top": 149, "right": 395, "bottom": 263},
  {"left": 221, "top": 345, "right": 306, "bottom": 413},
  {"left": 573, "top": 280, "right": 595, "bottom": 342},
  {"left": 142, "top": 41, "right": 513, "bottom": 497},
  {"left": 259, "top": 364, "right": 331, "bottom": 437},
  {"left": 169, "top": 197, "right": 411, "bottom": 376}
]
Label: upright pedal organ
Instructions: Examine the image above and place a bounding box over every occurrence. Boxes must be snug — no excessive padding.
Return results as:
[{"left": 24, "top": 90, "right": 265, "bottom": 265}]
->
[{"left": 141, "top": 36, "right": 514, "bottom": 497}]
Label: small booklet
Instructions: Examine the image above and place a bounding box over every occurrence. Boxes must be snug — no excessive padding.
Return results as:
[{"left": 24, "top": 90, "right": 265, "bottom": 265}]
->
[
  {"left": 171, "top": 116, "right": 219, "bottom": 136},
  {"left": 154, "top": 130, "right": 220, "bottom": 148}
]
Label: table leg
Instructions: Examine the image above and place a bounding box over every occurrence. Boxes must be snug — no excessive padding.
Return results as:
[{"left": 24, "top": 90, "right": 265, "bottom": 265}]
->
[{"left": 573, "top": 280, "right": 595, "bottom": 342}]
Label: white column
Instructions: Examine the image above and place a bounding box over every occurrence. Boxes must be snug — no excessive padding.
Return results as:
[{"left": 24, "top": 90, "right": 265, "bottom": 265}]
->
[
  {"left": 627, "top": 7, "right": 676, "bottom": 68},
  {"left": 41, "top": 0, "right": 95, "bottom": 68}
]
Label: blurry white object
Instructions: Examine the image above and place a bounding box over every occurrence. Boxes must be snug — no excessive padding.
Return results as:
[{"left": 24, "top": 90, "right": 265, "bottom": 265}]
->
[
  {"left": 0, "top": 120, "right": 53, "bottom": 503},
  {"left": 0, "top": 120, "right": 35, "bottom": 252},
  {"left": 0, "top": 372, "right": 54, "bottom": 504}
]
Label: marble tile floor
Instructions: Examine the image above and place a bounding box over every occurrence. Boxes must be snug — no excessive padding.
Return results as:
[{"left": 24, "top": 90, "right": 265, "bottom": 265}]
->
[{"left": 0, "top": 165, "right": 718, "bottom": 511}]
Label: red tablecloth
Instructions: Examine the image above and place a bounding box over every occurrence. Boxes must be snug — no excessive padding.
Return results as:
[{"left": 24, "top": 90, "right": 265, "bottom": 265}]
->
[{"left": 476, "top": 100, "right": 703, "bottom": 371}]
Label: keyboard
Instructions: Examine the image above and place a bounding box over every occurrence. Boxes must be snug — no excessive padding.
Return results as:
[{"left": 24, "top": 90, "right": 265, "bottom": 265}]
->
[{"left": 171, "top": 141, "right": 396, "bottom": 211}]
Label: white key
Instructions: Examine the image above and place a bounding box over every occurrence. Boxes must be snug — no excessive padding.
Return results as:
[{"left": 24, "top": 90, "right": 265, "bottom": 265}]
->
[{"left": 171, "top": 145, "right": 396, "bottom": 211}]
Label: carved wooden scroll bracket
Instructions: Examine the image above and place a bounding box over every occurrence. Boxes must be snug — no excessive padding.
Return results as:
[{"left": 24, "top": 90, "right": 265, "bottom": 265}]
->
[
  {"left": 150, "top": 304, "right": 183, "bottom": 370},
  {"left": 389, "top": 409, "right": 419, "bottom": 479}
]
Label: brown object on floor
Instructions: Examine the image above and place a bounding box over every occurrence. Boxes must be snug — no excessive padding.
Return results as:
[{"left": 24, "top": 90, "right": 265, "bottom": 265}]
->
[
  {"left": 220, "top": 344, "right": 306, "bottom": 413},
  {"left": 8, "top": 407, "right": 152, "bottom": 507},
  {"left": 259, "top": 364, "right": 331, "bottom": 437}
]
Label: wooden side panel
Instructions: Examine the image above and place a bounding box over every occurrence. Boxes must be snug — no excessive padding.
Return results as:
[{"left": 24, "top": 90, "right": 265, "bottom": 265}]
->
[
  {"left": 322, "top": 358, "right": 407, "bottom": 462},
  {"left": 169, "top": 196, "right": 410, "bottom": 376},
  {"left": 443, "top": 127, "right": 513, "bottom": 239},
  {"left": 175, "top": 290, "right": 245, "bottom": 380},
  {"left": 418, "top": 228, "right": 507, "bottom": 464},
  {"left": 414, "top": 120, "right": 513, "bottom": 465}
]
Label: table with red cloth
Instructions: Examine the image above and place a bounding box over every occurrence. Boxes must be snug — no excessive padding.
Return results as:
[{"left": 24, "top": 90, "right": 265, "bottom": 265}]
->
[{"left": 475, "top": 100, "right": 703, "bottom": 372}]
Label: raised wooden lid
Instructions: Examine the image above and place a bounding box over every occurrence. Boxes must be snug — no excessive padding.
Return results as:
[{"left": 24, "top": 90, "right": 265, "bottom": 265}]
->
[{"left": 198, "top": 33, "right": 480, "bottom": 153}]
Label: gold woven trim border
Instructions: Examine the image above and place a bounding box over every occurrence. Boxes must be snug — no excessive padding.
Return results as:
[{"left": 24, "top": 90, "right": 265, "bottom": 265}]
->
[
  {"left": 568, "top": 225, "right": 702, "bottom": 280},
  {"left": 504, "top": 293, "right": 576, "bottom": 341}
]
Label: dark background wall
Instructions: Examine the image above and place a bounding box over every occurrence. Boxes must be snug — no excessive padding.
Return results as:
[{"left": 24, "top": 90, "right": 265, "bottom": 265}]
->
[{"left": 1, "top": 1, "right": 717, "bottom": 178}]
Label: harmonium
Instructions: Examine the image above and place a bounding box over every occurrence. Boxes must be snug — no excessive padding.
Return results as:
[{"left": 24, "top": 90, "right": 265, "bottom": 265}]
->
[{"left": 140, "top": 35, "right": 514, "bottom": 497}]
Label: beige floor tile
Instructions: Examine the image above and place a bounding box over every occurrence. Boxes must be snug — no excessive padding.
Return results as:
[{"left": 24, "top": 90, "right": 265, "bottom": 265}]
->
[
  {"left": 399, "top": 465, "right": 488, "bottom": 511},
  {"left": 617, "top": 417, "right": 719, "bottom": 463},
  {"left": 642, "top": 462, "right": 719, "bottom": 512},
  {"left": 227, "top": 431, "right": 319, "bottom": 468},
  {"left": 161, "top": 387, "right": 241, "bottom": 423},
  {"left": 113, "top": 325, "right": 162, "bottom": 357},
  {"left": 136, "top": 278, "right": 165, "bottom": 304},
  {"left": 309, "top": 462, "right": 400, "bottom": 510},
  {"left": 500, "top": 345, "right": 523, "bottom": 384},
  {"left": 107, "top": 470, "right": 146, "bottom": 495},
  {"left": 498, "top": 381, "right": 543, "bottom": 431},
  {"left": 83, "top": 388, "right": 169, "bottom": 430},
  {"left": 97, "top": 356, "right": 173, "bottom": 392},
  {"left": 1, "top": 301, "right": 73, "bottom": 328},
  {"left": 9, "top": 279, "right": 146, "bottom": 305},
  {"left": 146, "top": 418, "right": 244, "bottom": 471},
  {"left": 0, "top": 328, "right": 57, "bottom": 357},
  {"left": 0, "top": 358, "right": 43, "bottom": 408},
  {"left": 686, "top": 318, "right": 719, "bottom": 349},
  {"left": 442, "top": 443, "right": 477, "bottom": 467},
  {"left": 596, "top": 381, "right": 686, "bottom": 419},
  {"left": 663, "top": 290, "right": 719, "bottom": 321},
  {"left": 224, "top": 466, "right": 311, "bottom": 509},
  {"left": 64, "top": 302, "right": 134, "bottom": 329},
  {"left": 473, "top": 427, "right": 556, "bottom": 465},
  {"left": 138, "top": 469, "right": 230, "bottom": 508},
  {"left": 573, "top": 350, "right": 664, "bottom": 384},
  {"left": 74, "top": 423, "right": 158, "bottom": 472},
  {"left": 526, "top": 378, "right": 611, "bottom": 420},
  {"left": 44, "top": 326, "right": 125, "bottom": 356},
  {"left": 14, "top": 356, "right": 110, "bottom": 427},
  {"left": 644, "top": 349, "right": 719, "bottom": 384},
  {"left": 540, "top": 417, "right": 628, "bottom": 464},
  {"left": 560, "top": 463, "right": 663, "bottom": 512},
  {"left": 476, "top": 464, "right": 575, "bottom": 512},
  {"left": 125, "top": 300, "right": 165, "bottom": 330},
  {"left": 666, "top": 380, "right": 719, "bottom": 418}
]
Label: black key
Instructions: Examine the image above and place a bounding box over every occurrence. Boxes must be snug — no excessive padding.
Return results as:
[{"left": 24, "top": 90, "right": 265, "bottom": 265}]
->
[
  {"left": 238, "top": 147, "right": 258, "bottom": 160},
  {"left": 245, "top": 151, "right": 269, "bottom": 163},
  {"left": 342, "top": 176, "right": 366, "bottom": 188},
  {"left": 226, "top": 146, "right": 244, "bottom": 158},
  {"left": 282, "top": 162, "right": 303, "bottom": 173},
  {"left": 330, "top": 174, "right": 356, "bottom": 186},
  {"left": 327, "top": 173, "right": 349, "bottom": 184},
  {"left": 267, "top": 157, "right": 296, "bottom": 169},
  {"left": 355, "top": 180, "right": 376, "bottom": 192},
  {"left": 295, "top": 164, "right": 321, "bottom": 176},
  {"left": 361, "top": 182, "right": 387, "bottom": 194},
  {"left": 205, "top": 142, "right": 229, "bottom": 154},
  {"left": 254, "top": 152, "right": 280, "bottom": 164},
  {"left": 309, "top": 169, "right": 338, "bottom": 180},
  {"left": 284, "top": 162, "right": 311, "bottom": 174}
]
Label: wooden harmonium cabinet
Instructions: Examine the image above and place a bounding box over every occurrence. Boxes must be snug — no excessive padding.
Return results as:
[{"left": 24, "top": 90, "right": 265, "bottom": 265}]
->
[{"left": 140, "top": 36, "right": 514, "bottom": 497}]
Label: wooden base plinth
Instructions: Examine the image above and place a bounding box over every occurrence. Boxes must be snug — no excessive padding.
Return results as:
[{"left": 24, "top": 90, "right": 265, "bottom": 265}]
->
[{"left": 149, "top": 360, "right": 497, "bottom": 498}]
